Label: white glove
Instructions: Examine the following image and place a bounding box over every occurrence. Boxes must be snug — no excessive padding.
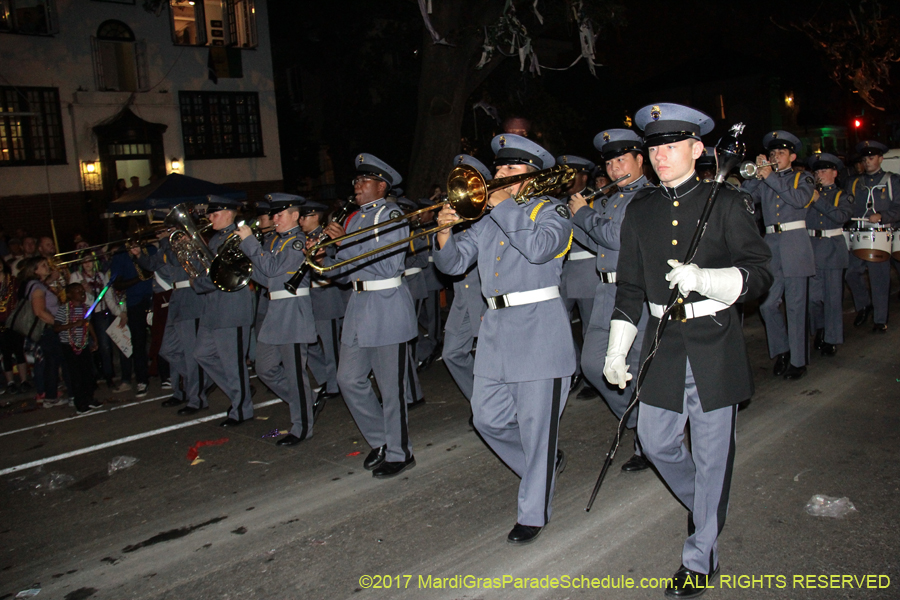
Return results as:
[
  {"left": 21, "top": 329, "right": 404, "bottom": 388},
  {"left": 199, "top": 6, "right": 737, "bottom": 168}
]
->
[
  {"left": 665, "top": 260, "right": 743, "bottom": 305},
  {"left": 603, "top": 319, "right": 638, "bottom": 389}
]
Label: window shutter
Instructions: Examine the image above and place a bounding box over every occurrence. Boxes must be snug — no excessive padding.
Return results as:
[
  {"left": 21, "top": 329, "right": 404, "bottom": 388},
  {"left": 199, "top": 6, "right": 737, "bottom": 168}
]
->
[
  {"left": 135, "top": 39, "right": 149, "bottom": 91},
  {"left": 90, "top": 35, "right": 105, "bottom": 91}
]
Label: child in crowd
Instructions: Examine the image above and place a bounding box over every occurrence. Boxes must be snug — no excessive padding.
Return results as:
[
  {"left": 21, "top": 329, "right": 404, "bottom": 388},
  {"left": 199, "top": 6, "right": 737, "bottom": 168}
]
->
[{"left": 54, "top": 283, "right": 101, "bottom": 414}]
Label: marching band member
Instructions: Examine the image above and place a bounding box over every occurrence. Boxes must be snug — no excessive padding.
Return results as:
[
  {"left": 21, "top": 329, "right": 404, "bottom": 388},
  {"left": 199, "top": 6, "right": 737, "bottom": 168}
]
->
[
  {"left": 741, "top": 131, "right": 816, "bottom": 380},
  {"left": 607, "top": 103, "right": 772, "bottom": 597},
  {"left": 396, "top": 195, "right": 426, "bottom": 407},
  {"left": 844, "top": 140, "right": 900, "bottom": 332},
  {"left": 415, "top": 197, "right": 445, "bottom": 371},
  {"left": 135, "top": 228, "right": 208, "bottom": 413},
  {"left": 192, "top": 195, "right": 255, "bottom": 427},
  {"left": 434, "top": 134, "right": 574, "bottom": 545},
  {"left": 807, "top": 154, "right": 852, "bottom": 355},
  {"left": 237, "top": 194, "right": 317, "bottom": 445},
  {"left": 555, "top": 154, "right": 601, "bottom": 401},
  {"left": 439, "top": 154, "right": 489, "bottom": 402},
  {"left": 320, "top": 154, "right": 418, "bottom": 478},
  {"left": 299, "top": 200, "right": 345, "bottom": 417},
  {"left": 568, "top": 130, "right": 654, "bottom": 472}
]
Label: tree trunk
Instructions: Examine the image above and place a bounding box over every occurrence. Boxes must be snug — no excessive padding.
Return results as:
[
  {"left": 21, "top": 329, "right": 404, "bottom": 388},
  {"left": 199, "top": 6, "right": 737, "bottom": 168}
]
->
[{"left": 406, "top": 2, "right": 504, "bottom": 199}]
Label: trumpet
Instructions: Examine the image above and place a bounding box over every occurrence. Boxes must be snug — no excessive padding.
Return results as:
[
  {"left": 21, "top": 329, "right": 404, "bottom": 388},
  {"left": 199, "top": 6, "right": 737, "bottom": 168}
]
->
[
  {"left": 302, "top": 163, "right": 576, "bottom": 275},
  {"left": 739, "top": 160, "right": 778, "bottom": 179}
]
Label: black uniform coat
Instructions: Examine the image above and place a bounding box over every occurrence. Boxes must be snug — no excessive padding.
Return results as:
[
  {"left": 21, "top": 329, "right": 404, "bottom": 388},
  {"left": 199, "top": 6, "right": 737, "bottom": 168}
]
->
[{"left": 613, "top": 174, "right": 773, "bottom": 412}]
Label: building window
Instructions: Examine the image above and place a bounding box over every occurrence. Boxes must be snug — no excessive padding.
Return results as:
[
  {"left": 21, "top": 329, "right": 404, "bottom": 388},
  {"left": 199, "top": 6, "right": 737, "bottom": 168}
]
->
[
  {"left": 91, "top": 20, "right": 148, "bottom": 92},
  {"left": 0, "top": 86, "right": 66, "bottom": 166},
  {"left": 169, "top": 0, "right": 256, "bottom": 48},
  {"left": 0, "top": 0, "right": 57, "bottom": 35},
  {"left": 179, "top": 91, "right": 263, "bottom": 160}
]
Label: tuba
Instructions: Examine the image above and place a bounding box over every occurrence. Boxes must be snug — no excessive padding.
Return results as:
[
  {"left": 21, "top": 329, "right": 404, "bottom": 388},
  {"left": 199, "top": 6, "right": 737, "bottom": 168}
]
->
[{"left": 165, "top": 204, "right": 216, "bottom": 281}]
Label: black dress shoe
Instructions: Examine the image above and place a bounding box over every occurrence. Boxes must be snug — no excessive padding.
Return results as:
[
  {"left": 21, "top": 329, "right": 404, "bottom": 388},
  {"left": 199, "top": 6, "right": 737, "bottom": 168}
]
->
[
  {"left": 783, "top": 364, "right": 807, "bottom": 380},
  {"left": 555, "top": 449, "right": 566, "bottom": 477},
  {"left": 665, "top": 564, "right": 719, "bottom": 598},
  {"left": 507, "top": 523, "right": 542, "bottom": 544},
  {"left": 873, "top": 323, "right": 888, "bottom": 333},
  {"left": 621, "top": 453, "right": 651, "bottom": 472},
  {"left": 570, "top": 373, "right": 584, "bottom": 392},
  {"left": 773, "top": 352, "right": 790, "bottom": 376},
  {"left": 313, "top": 389, "right": 339, "bottom": 420},
  {"left": 219, "top": 417, "right": 253, "bottom": 427},
  {"left": 407, "top": 397, "right": 426, "bottom": 410},
  {"left": 161, "top": 397, "right": 186, "bottom": 407},
  {"left": 576, "top": 383, "right": 599, "bottom": 400},
  {"left": 177, "top": 405, "right": 207, "bottom": 416},
  {"left": 854, "top": 305, "right": 873, "bottom": 327},
  {"left": 813, "top": 328, "right": 825, "bottom": 350},
  {"left": 363, "top": 445, "right": 387, "bottom": 471},
  {"left": 820, "top": 343, "right": 838, "bottom": 356},
  {"left": 275, "top": 433, "right": 305, "bottom": 446},
  {"left": 372, "top": 456, "right": 416, "bottom": 479}
]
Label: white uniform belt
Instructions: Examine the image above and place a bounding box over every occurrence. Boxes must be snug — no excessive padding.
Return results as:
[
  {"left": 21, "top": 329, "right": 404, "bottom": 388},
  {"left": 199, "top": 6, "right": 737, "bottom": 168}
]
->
[
  {"left": 808, "top": 228, "right": 843, "bottom": 238},
  {"left": 765, "top": 220, "right": 805, "bottom": 234},
  {"left": 568, "top": 250, "right": 595, "bottom": 261},
  {"left": 174, "top": 280, "right": 192, "bottom": 289},
  {"left": 599, "top": 272, "right": 616, "bottom": 284},
  {"left": 352, "top": 276, "right": 402, "bottom": 292},
  {"left": 270, "top": 289, "right": 309, "bottom": 300},
  {"left": 403, "top": 267, "right": 422, "bottom": 277},
  {"left": 649, "top": 298, "right": 730, "bottom": 320},
  {"left": 487, "top": 286, "right": 560, "bottom": 310}
]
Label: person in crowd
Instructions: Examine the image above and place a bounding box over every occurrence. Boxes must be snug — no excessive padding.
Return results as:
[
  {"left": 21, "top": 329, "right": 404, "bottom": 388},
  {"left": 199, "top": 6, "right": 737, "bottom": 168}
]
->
[
  {"left": 54, "top": 283, "right": 101, "bottom": 414},
  {"left": 0, "top": 260, "right": 30, "bottom": 394},
  {"left": 19, "top": 257, "right": 65, "bottom": 407},
  {"left": 69, "top": 253, "right": 121, "bottom": 389}
]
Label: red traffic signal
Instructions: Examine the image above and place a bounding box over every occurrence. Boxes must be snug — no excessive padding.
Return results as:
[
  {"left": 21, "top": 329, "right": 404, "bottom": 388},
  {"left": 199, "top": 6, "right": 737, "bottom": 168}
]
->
[{"left": 853, "top": 118, "right": 863, "bottom": 129}]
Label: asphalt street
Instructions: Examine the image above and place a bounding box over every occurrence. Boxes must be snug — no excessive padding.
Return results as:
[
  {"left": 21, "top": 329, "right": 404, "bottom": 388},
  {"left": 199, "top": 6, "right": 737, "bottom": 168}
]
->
[{"left": 1, "top": 300, "right": 898, "bottom": 600}]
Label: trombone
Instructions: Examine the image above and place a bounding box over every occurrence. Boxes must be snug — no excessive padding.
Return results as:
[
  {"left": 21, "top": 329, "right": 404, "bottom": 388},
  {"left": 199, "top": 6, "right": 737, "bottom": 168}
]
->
[
  {"left": 303, "top": 163, "right": 576, "bottom": 274},
  {"left": 50, "top": 225, "right": 173, "bottom": 268}
]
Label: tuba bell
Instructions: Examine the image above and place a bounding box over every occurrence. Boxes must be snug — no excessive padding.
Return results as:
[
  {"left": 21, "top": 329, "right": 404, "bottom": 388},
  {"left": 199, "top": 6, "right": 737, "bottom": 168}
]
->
[{"left": 165, "top": 204, "right": 216, "bottom": 281}]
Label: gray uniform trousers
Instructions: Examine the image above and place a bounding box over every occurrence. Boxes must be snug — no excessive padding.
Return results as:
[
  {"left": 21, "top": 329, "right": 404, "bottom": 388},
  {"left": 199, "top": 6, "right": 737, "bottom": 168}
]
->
[
  {"left": 194, "top": 326, "right": 253, "bottom": 420},
  {"left": 759, "top": 245, "right": 809, "bottom": 366},
  {"left": 809, "top": 267, "right": 845, "bottom": 344},
  {"left": 338, "top": 340, "right": 412, "bottom": 463},
  {"left": 563, "top": 294, "right": 594, "bottom": 379},
  {"left": 158, "top": 319, "right": 184, "bottom": 400},
  {"left": 442, "top": 308, "right": 478, "bottom": 401},
  {"left": 256, "top": 341, "right": 313, "bottom": 439},
  {"left": 417, "top": 286, "right": 443, "bottom": 361},
  {"left": 161, "top": 317, "right": 208, "bottom": 408},
  {"left": 473, "top": 375, "right": 569, "bottom": 527},
  {"left": 846, "top": 256, "right": 891, "bottom": 325},
  {"left": 307, "top": 317, "right": 342, "bottom": 394},
  {"left": 638, "top": 359, "right": 737, "bottom": 576}
]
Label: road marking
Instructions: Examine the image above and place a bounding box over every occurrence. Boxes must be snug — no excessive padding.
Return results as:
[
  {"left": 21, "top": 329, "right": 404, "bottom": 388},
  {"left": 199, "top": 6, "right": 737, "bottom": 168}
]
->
[
  {"left": 0, "top": 374, "right": 260, "bottom": 439},
  {"left": 0, "top": 398, "right": 283, "bottom": 477}
]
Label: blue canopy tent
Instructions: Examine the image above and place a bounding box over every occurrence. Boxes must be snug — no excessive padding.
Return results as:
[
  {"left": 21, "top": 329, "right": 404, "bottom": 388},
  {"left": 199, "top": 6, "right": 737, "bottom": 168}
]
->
[{"left": 104, "top": 173, "right": 247, "bottom": 217}]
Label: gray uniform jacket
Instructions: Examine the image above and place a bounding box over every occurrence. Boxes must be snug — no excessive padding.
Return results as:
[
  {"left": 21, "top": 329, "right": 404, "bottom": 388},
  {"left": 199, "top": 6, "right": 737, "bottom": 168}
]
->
[
  {"left": 325, "top": 197, "right": 417, "bottom": 347},
  {"left": 433, "top": 195, "right": 576, "bottom": 382},
  {"left": 614, "top": 178, "right": 773, "bottom": 411},
  {"left": 138, "top": 238, "right": 204, "bottom": 323},
  {"left": 418, "top": 231, "right": 444, "bottom": 292},
  {"left": 846, "top": 170, "right": 900, "bottom": 224},
  {"left": 404, "top": 233, "right": 430, "bottom": 301},
  {"left": 306, "top": 227, "right": 348, "bottom": 322},
  {"left": 806, "top": 184, "right": 852, "bottom": 269},
  {"left": 252, "top": 231, "right": 276, "bottom": 325},
  {"left": 445, "top": 260, "right": 486, "bottom": 338},
  {"left": 560, "top": 193, "right": 600, "bottom": 300},
  {"left": 191, "top": 224, "right": 255, "bottom": 329},
  {"left": 240, "top": 226, "right": 317, "bottom": 345},
  {"left": 742, "top": 169, "right": 816, "bottom": 278},
  {"left": 572, "top": 176, "right": 654, "bottom": 329}
]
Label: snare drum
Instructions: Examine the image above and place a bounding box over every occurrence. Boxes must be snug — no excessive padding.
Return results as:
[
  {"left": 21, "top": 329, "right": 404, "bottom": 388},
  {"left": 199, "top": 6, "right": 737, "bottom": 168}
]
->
[{"left": 849, "top": 229, "right": 892, "bottom": 262}]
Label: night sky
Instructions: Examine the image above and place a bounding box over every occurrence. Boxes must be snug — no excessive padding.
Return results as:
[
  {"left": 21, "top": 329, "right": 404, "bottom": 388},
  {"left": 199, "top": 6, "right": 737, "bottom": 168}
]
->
[{"left": 268, "top": 0, "right": 898, "bottom": 196}]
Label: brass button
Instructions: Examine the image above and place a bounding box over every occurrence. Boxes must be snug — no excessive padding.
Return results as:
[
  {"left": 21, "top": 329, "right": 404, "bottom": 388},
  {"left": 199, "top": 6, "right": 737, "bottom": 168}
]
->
[
  {"left": 464, "top": 284, "right": 469, "bottom": 288},
  {"left": 613, "top": 204, "right": 618, "bottom": 208},
  {"left": 496, "top": 256, "right": 500, "bottom": 261},
  {"left": 601, "top": 254, "right": 605, "bottom": 258},
  {"left": 672, "top": 240, "right": 678, "bottom": 245},
  {"left": 672, "top": 220, "right": 678, "bottom": 226},
  {"left": 673, "top": 201, "right": 679, "bottom": 207},
  {"left": 619, "top": 193, "right": 624, "bottom": 198},
  {"left": 495, "top": 289, "right": 499, "bottom": 293},
  {"left": 500, "top": 241, "right": 504, "bottom": 245},
  {"left": 495, "top": 273, "right": 499, "bottom": 277}
]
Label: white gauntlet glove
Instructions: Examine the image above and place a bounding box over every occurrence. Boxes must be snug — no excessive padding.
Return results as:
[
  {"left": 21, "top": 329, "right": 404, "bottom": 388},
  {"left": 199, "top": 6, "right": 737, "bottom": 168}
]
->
[
  {"left": 665, "top": 260, "right": 743, "bottom": 305},
  {"left": 603, "top": 319, "right": 638, "bottom": 389}
]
